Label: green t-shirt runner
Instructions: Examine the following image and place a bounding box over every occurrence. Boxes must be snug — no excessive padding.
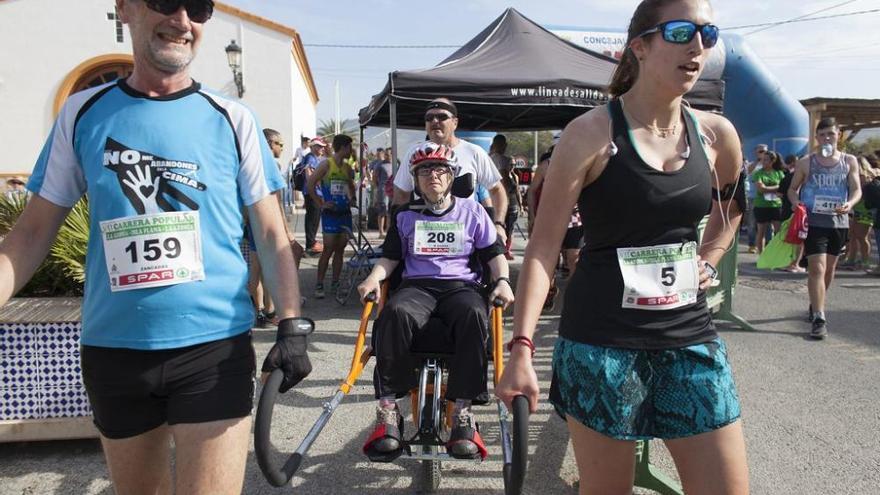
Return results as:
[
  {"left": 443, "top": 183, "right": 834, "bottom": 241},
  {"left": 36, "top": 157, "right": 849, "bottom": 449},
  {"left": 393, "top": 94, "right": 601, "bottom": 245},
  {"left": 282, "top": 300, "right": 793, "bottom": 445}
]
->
[{"left": 752, "top": 168, "right": 785, "bottom": 208}]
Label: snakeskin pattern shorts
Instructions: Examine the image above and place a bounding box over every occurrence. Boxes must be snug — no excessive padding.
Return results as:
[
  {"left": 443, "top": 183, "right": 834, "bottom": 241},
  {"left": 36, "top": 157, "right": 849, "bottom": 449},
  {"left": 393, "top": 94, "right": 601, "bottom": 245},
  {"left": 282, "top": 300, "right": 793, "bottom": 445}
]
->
[{"left": 549, "top": 337, "right": 741, "bottom": 440}]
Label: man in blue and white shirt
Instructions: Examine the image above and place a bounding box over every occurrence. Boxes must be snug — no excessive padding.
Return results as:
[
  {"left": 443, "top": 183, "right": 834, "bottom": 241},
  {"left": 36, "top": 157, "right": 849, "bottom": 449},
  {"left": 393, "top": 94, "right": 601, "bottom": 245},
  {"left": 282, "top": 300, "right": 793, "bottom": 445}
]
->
[{"left": 0, "top": 1, "right": 311, "bottom": 493}]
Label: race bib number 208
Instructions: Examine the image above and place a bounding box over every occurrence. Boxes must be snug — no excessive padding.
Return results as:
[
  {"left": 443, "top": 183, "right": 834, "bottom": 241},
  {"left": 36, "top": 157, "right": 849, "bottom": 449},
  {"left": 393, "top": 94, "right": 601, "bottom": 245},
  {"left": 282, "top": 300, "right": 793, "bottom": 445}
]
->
[{"left": 413, "top": 220, "right": 465, "bottom": 255}]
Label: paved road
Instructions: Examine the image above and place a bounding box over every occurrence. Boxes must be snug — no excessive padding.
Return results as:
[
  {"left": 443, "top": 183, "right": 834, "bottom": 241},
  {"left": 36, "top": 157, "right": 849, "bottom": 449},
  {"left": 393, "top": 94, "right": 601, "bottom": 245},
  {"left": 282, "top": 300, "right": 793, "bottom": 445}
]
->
[{"left": 1, "top": 223, "right": 878, "bottom": 494}]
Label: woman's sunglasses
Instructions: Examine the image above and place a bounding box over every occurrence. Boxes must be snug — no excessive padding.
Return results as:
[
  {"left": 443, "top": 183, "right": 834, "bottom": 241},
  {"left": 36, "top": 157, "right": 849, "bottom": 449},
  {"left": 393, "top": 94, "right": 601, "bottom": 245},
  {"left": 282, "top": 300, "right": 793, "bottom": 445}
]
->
[
  {"left": 143, "top": 0, "right": 214, "bottom": 23},
  {"left": 637, "top": 20, "right": 719, "bottom": 49}
]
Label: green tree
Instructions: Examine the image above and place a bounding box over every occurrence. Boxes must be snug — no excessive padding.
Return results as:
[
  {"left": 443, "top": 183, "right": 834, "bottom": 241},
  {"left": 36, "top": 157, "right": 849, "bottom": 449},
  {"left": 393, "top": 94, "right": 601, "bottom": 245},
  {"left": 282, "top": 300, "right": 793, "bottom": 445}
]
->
[
  {"left": 0, "top": 195, "right": 88, "bottom": 296},
  {"left": 844, "top": 135, "right": 880, "bottom": 157},
  {"left": 317, "top": 118, "right": 359, "bottom": 142},
  {"left": 502, "top": 131, "right": 556, "bottom": 166}
]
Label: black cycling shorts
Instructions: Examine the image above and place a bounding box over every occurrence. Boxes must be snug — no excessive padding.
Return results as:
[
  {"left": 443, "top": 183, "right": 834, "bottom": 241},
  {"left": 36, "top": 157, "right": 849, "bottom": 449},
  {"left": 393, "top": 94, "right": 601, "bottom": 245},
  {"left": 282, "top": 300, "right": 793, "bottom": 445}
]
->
[
  {"left": 804, "top": 226, "right": 849, "bottom": 258},
  {"left": 753, "top": 206, "right": 783, "bottom": 223},
  {"left": 81, "top": 331, "right": 255, "bottom": 439}
]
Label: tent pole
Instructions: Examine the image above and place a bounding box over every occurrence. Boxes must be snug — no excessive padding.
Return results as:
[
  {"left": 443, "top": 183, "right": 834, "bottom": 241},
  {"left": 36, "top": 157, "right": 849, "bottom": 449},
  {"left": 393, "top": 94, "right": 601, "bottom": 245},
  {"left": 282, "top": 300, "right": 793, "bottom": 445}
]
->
[
  {"left": 390, "top": 98, "right": 399, "bottom": 176},
  {"left": 358, "top": 126, "right": 365, "bottom": 245},
  {"left": 534, "top": 131, "right": 538, "bottom": 166}
]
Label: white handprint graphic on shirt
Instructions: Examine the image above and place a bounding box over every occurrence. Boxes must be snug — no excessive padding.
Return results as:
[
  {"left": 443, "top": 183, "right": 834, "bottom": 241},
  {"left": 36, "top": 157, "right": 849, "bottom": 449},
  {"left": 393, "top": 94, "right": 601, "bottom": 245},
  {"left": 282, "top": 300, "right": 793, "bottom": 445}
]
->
[
  {"left": 122, "top": 164, "right": 162, "bottom": 214},
  {"left": 104, "top": 138, "right": 205, "bottom": 213}
]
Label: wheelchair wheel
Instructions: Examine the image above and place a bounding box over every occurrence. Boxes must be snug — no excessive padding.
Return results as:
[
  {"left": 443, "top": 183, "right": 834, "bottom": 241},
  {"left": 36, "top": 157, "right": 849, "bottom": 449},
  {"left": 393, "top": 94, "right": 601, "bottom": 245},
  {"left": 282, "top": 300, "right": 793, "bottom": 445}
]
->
[
  {"left": 421, "top": 458, "right": 442, "bottom": 492},
  {"left": 335, "top": 264, "right": 354, "bottom": 305},
  {"left": 503, "top": 395, "right": 530, "bottom": 495}
]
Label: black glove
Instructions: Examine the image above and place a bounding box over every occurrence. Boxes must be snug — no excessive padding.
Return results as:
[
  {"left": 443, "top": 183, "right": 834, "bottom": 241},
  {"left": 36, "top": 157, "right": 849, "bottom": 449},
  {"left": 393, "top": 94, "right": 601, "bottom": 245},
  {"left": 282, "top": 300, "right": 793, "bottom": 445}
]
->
[{"left": 261, "top": 317, "right": 315, "bottom": 393}]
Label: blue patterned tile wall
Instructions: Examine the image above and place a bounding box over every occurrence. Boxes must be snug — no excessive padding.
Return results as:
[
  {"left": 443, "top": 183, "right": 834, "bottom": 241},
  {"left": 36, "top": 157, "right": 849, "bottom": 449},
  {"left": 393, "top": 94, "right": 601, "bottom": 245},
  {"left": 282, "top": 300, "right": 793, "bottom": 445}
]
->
[{"left": 0, "top": 322, "right": 91, "bottom": 421}]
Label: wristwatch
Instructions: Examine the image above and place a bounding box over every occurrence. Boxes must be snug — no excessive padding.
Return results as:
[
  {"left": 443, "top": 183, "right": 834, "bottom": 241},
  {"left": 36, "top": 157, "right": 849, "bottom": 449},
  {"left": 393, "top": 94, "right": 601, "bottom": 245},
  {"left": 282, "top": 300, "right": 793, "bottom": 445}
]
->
[
  {"left": 493, "top": 276, "right": 511, "bottom": 289},
  {"left": 493, "top": 220, "right": 505, "bottom": 228},
  {"left": 702, "top": 261, "right": 718, "bottom": 281}
]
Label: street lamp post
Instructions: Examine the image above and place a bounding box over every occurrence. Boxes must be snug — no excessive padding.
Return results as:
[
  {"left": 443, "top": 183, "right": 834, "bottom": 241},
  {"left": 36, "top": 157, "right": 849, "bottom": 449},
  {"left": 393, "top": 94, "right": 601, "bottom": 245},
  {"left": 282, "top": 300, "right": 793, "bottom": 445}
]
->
[{"left": 225, "top": 40, "right": 244, "bottom": 98}]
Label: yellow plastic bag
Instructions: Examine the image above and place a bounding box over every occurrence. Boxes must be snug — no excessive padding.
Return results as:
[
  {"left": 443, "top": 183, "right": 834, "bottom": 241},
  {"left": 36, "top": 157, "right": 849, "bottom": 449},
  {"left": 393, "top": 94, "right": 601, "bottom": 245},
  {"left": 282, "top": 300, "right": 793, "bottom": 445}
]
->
[{"left": 756, "top": 218, "right": 796, "bottom": 270}]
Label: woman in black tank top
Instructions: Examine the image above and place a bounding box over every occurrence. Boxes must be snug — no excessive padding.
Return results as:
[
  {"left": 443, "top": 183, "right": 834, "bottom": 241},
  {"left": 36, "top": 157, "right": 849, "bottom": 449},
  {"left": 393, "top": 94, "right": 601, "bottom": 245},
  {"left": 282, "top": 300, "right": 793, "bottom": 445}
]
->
[{"left": 497, "top": 1, "right": 749, "bottom": 493}]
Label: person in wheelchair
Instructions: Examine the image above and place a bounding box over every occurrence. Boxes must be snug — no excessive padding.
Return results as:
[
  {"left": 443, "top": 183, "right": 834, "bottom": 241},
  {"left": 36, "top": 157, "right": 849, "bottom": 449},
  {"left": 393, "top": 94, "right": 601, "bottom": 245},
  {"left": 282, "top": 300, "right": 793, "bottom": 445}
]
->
[{"left": 357, "top": 142, "right": 515, "bottom": 461}]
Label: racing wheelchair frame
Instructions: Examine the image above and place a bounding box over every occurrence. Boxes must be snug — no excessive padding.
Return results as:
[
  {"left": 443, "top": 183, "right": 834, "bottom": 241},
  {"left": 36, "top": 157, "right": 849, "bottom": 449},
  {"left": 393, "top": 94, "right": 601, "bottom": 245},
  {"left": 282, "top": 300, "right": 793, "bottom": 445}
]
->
[{"left": 254, "top": 292, "right": 530, "bottom": 493}]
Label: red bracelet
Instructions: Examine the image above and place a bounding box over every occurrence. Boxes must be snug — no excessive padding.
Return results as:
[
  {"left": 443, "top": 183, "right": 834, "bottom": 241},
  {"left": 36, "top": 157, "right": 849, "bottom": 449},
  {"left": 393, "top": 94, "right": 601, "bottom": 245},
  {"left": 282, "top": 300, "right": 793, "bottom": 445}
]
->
[{"left": 506, "top": 336, "right": 536, "bottom": 357}]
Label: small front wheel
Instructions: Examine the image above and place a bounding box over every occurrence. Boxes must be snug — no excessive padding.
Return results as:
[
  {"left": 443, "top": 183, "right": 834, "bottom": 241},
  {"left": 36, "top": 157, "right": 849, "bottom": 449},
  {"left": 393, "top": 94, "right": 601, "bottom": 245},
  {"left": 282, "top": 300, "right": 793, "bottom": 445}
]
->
[
  {"left": 503, "top": 395, "right": 530, "bottom": 495},
  {"left": 421, "top": 459, "right": 442, "bottom": 492}
]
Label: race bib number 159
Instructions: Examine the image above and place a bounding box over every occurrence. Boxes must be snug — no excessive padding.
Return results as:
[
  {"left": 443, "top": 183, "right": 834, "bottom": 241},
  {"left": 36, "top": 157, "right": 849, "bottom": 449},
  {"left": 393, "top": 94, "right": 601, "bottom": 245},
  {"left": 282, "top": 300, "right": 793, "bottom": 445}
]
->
[{"left": 101, "top": 211, "right": 205, "bottom": 292}]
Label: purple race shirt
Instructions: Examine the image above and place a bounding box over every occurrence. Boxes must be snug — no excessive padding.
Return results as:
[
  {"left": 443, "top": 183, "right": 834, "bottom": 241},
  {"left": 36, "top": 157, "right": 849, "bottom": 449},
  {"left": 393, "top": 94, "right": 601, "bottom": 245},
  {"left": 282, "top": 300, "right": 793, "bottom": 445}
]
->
[{"left": 391, "top": 198, "right": 496, "bottom": 282}]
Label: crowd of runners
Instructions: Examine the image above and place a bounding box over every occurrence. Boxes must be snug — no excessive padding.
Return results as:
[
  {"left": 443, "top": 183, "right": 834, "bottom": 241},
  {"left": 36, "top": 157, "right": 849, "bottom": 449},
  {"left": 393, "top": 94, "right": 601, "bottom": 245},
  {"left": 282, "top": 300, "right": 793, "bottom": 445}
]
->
[{"left": 1, "top": 0, "right": 878, "bottom": 494}]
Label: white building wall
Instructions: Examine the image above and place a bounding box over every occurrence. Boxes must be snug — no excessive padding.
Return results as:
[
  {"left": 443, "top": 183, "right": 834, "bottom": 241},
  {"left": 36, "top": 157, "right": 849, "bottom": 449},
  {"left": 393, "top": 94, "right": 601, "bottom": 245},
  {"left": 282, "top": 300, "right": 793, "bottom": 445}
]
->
[
  {"left": 289, "top": 58, "right": 318, "bottom": 144},
  {"left": 0, "top": 0, "right": 316, "bottom": 175},
  {"left": 0, "top": 0, "right": 132, "bottom": 174}
]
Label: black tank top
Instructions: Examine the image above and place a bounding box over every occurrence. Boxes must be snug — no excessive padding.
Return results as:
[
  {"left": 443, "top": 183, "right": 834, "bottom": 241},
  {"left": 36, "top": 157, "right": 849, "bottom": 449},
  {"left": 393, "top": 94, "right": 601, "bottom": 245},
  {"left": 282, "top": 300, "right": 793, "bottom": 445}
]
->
[{"left": 557, "top": 99, "right": 716, "bottom": 349}]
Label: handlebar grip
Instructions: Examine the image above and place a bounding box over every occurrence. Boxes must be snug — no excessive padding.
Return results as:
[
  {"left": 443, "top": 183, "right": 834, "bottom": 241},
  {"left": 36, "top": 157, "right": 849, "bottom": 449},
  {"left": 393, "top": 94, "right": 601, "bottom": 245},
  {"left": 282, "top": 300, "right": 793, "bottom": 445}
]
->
[
  {"left": 254, "top": 369, "right": 303, "bottom": 487},
  {"left": 493, "top": 298, "right": 505, "bottom": 307},
  {"left": 364, "top": 291, "right": 378, "bottom": 303}
]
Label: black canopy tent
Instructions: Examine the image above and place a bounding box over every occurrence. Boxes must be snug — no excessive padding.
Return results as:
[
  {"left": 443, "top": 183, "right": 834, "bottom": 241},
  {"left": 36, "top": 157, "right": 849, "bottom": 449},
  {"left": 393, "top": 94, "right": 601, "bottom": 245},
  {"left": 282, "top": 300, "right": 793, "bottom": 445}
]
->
[
  {"left": 352, "top": 7, "right": 723, "bottom": 242},
  {"left": 357, "top": 7, "right": 724, "bottom": 136}
]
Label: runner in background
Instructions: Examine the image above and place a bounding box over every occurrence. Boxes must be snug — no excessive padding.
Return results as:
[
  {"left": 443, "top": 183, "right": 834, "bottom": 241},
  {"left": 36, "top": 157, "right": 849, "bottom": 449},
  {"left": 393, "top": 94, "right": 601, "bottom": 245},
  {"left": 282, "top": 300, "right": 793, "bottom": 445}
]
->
[
  {"left": 490, "top": 135, "right": 523, "bottom": 260},
  {"left": 370, "top": 148, "right": 393, "bottom": 238},
  {"left": 751, "top": 150, "right": 784, "bottom": 254},
  {"left": 289, "top": 136, "right": 311, "bottom": 207},
  {"left": 787, "top": 117, "right": 862, "bottom": 339},
  {"left": 745, "top": 144, "right": 768, "bottom": 253},
  {"left": 839, "top": 156, "right": 877, "bottom": 271},
  {"left": 527, "top": 140, "right": 576, "bottom": 310},
  {"left": 307, "top": 135, "right": 356, "bottom": 298},
  {"left": 300, "top": 138, "right": 327, "bottom": 255},
  {"left": 780, "top": 153, "right": 806, "bottom": 272}
]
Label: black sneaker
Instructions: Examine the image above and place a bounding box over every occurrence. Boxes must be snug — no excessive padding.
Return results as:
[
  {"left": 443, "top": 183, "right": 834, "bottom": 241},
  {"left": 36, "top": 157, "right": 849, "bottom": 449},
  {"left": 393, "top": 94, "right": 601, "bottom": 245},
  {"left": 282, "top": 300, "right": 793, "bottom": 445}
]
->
[
  {"left": 810, "top": 318, "right": 828, "bottom": 340},
  {"left": 255, "top": 310, "right": 268, "bottom": 328}
]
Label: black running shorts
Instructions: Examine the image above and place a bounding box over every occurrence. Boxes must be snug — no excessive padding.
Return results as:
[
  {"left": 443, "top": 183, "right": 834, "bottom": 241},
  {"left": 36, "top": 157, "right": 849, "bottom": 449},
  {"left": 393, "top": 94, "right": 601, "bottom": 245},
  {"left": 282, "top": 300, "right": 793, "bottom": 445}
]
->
[
  {"left": 753, "top": 206, "right": 783, "bottom": 223},
  {"left": 81, "top": 331, "right": 256, "bottom": 439},
  {"left": 804, "top": 226, "right": 849, "bottom": 257}
]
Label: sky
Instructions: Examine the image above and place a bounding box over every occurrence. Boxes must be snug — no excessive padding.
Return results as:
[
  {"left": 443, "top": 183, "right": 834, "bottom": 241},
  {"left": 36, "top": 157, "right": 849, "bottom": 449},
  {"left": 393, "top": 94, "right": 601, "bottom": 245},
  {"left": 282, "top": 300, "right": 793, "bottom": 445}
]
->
[{"left": 225, "top": 0, "right": 880, "bottom": 138}]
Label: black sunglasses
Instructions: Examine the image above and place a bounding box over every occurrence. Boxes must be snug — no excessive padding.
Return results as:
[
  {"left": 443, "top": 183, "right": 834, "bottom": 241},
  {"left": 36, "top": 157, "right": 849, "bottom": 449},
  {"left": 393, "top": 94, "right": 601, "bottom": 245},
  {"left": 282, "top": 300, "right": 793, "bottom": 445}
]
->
[
  {"left": 637, "top": 20, "right": 719, "bottom": 49},
  {"left": 424, "top": 113, "right": 452, "bottom": 123},
  {"left": 143, "top": 0, "right": 214, "bottom": 23}
]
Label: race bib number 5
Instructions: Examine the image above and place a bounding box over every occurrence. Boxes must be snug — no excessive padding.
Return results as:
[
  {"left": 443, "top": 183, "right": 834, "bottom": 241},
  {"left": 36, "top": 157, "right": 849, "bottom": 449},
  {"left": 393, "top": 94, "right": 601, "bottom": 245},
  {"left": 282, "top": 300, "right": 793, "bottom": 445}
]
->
[
  {"left": 101, "top": 211, "right": 205, "bottom": 292},
  {"left": 617, "top": 242, "right": 699, "bottom": 310},
  {"left": 414, "top": 220, "right": 465, "bottom": 255}
]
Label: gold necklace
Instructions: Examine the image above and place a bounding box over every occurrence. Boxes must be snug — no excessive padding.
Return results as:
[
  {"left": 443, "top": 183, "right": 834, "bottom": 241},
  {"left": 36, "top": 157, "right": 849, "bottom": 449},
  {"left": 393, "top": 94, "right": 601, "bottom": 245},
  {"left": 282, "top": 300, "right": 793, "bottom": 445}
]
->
[{"left": 621, "top": 98, "right": 680, "bottom": 139}]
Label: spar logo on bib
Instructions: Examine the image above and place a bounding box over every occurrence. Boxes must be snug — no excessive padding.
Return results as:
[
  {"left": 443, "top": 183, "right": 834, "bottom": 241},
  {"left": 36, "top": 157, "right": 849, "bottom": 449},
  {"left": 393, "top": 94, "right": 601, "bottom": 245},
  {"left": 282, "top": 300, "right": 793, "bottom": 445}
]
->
[
  {"left": 628, "top": 294, "right": 681, "bottom": 307},
  {"left": 119, "top": 269, "right": 175, "bottom": 287}
]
